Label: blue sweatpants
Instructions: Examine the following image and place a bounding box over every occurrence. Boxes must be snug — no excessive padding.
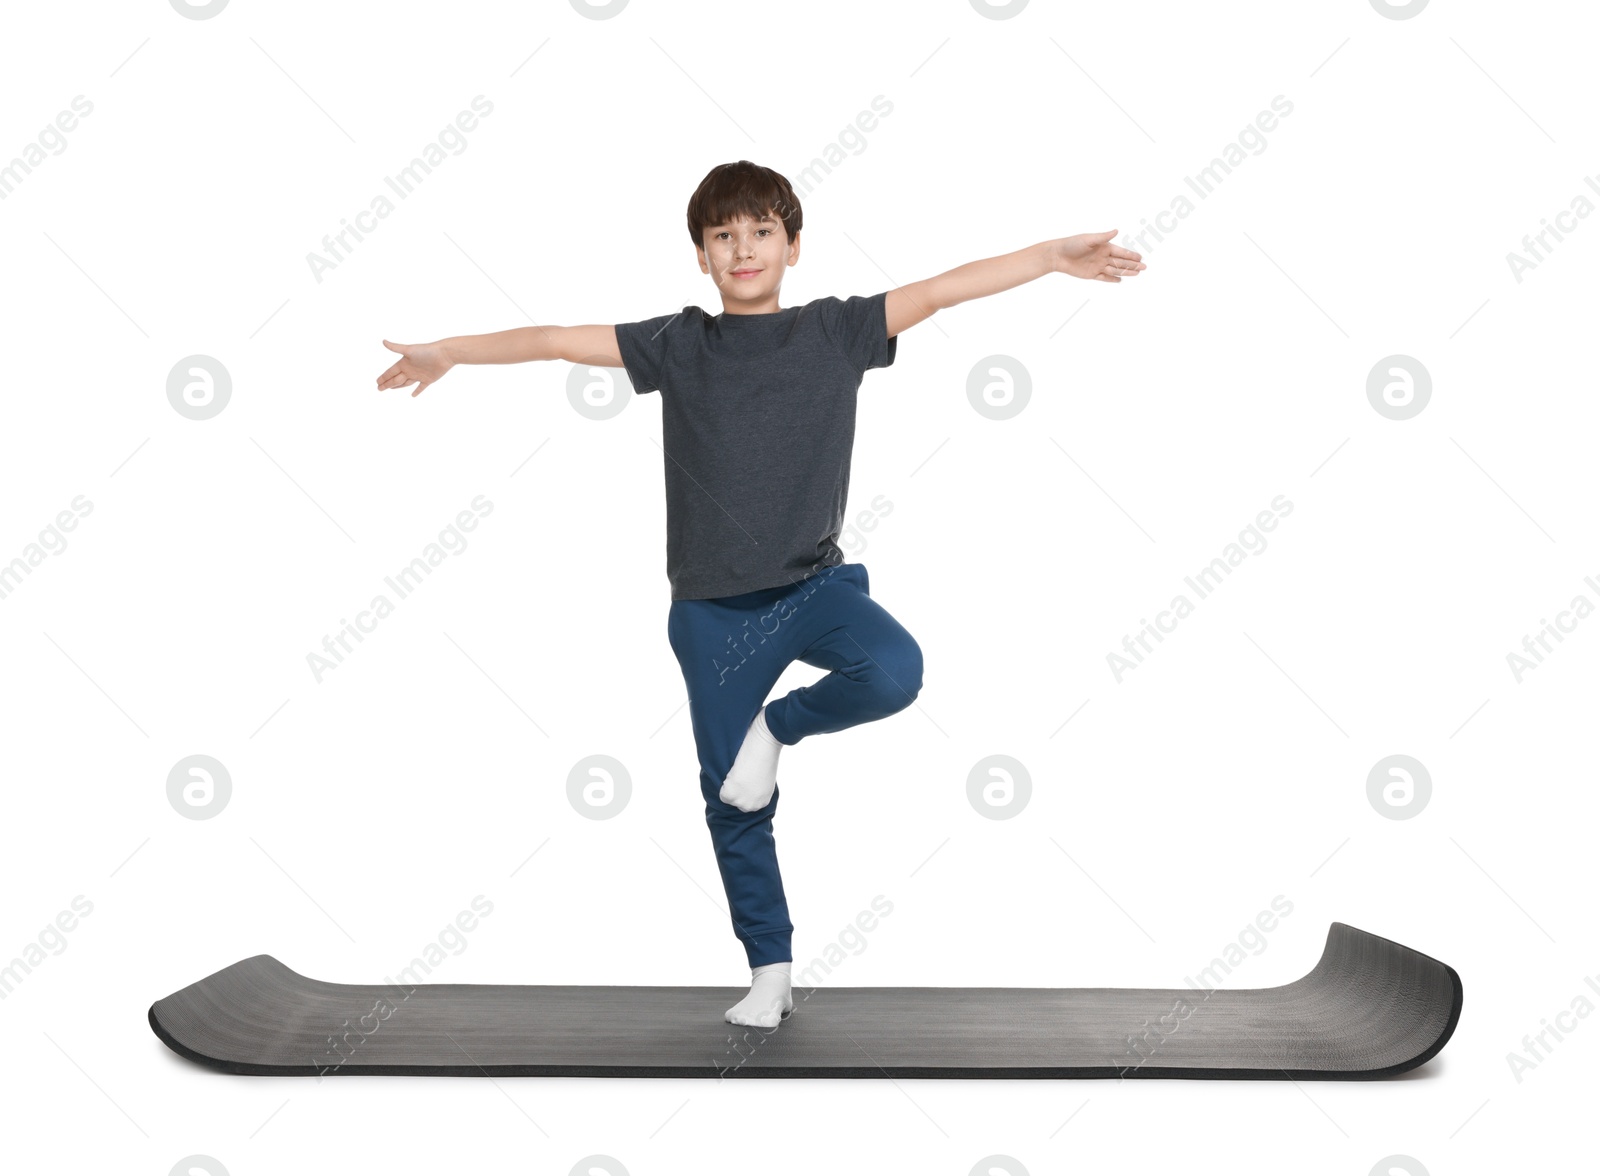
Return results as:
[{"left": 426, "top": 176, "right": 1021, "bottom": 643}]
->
[{"left": 666, "top": 561, "right": 924, "bottom": 967}]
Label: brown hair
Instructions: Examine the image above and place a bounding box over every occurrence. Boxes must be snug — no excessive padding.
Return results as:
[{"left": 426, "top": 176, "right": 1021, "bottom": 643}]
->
[{"left": 686, "top": 161, "right": 803, "bottom": 250}]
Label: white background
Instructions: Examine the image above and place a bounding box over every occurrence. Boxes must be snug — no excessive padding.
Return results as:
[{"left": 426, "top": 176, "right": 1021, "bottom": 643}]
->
[{"left": 1, "top": 0, "right": 1593, "bottom": 1172}]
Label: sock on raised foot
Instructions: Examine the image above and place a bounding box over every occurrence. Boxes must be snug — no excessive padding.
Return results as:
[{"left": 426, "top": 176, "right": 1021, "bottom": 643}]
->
[
  {"left": 725, "top": 960, "right": 794, "bottom": 1028},
  {"left": 719, "top": 705, "right": 783, "bottom": 813}
]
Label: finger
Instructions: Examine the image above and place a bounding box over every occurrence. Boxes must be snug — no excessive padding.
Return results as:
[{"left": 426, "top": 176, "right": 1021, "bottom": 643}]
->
[
  {"left": 383, "top": 339, "right": 406, "bottom": 354},
  {"left": 1107, "top": 246, "right": 1143, "bottom": 262},
  {"left": 411, "top": 381, "right": 430, "bottom": 397}
]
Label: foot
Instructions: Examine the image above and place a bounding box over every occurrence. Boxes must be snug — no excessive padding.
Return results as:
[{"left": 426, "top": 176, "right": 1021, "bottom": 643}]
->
[
  {"left": 719, "top": 705, "right": 783, "bottom": 812},
  {"left": 725, "top": 961, "right": 794, "bottom": 1028}
]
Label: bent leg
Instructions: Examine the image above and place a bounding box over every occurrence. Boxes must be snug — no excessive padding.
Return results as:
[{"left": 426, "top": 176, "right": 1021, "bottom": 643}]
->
[{"left": 761, "top": 562, "right": 925, "bottom": 746}]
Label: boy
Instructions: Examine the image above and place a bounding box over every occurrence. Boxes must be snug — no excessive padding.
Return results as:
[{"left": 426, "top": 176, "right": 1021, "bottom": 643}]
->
[{"left": 375, "top": 160, "right": 1145, "bottom": 1028}]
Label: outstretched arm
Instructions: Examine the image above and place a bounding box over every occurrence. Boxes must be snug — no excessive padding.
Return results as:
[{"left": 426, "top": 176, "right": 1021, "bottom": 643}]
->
[
  {"left": 376, "top": 324, "right": 623, "bottom": 397},
  {"left": 884, "top": 230, "right": 1145, "bottom": 338}
]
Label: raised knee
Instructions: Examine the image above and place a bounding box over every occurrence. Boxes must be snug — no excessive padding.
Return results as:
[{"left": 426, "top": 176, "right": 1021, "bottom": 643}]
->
[
  {"left": 902, "top": 643, "right": 924, "bottom": 700},
  {"left": 873, "top": 641, "right": 923, "bottom": 710}
]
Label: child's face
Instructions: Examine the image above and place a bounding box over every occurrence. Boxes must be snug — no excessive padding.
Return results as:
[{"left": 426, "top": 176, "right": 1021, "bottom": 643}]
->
[{"left": 697, "top": 211, "right": 800, "bottom": 308}]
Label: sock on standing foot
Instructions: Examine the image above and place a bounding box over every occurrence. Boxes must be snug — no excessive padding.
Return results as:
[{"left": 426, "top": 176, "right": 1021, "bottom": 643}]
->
[{"left": 725, "top": 960, "right": 793, "bottom": 1028}]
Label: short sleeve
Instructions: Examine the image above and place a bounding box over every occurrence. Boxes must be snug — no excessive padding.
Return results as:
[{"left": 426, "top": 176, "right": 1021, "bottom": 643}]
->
[
  {"left": 817, "top": 291, "right": 897, "bottom": 375},
  {"left": 613, "top": 308, "right": 690, "bottom": 395}
]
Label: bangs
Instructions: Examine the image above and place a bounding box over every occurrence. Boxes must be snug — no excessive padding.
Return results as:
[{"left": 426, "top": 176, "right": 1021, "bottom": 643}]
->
[{"left": 687, "top": 161, "right": 803, "bottom": 247}]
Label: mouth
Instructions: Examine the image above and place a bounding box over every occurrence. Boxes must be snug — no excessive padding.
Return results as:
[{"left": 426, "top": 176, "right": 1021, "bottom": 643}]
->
[{"left": 730, "top": 268, "right": 762, "bottom": 278}]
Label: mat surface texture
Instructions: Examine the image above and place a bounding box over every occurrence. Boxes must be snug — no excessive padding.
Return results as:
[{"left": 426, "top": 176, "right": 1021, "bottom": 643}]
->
[{"left": 149, "top": 921, "right": 1461, "bottom": 1079}]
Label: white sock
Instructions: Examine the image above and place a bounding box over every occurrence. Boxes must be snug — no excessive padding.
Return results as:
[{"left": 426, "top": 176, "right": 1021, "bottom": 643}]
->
[
  {"left": 725, "top": 960, "right": 793, "bottom": 1028},
  {"left": 719, "top": 705, "right": 783, "bottom": 812}
]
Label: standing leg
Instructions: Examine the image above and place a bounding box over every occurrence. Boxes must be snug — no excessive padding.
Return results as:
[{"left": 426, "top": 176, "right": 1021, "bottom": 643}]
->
[
  {"left": 666, "top": 562, "right": 924, "bottom": 1027},
  {"left": 668, "top": 583, "right": 806, "bottom": 973}
]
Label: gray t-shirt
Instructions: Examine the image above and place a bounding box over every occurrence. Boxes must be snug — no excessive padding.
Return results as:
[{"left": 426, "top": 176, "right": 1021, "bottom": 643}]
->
[{"left": 614, "top": 291, "right": 898, "bottom": 600}]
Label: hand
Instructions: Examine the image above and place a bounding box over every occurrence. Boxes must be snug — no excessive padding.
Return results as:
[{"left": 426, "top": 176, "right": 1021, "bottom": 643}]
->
[
  {"left": 376, "top": 339, "right": 453, "bottom": 397},
  {"left": 1051, "top": 230, "right": 1146, "bottom": 283}
]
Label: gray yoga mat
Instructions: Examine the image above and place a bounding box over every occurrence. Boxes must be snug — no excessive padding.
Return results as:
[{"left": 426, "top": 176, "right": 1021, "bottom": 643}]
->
[{"left": 148, "top": 921, "right": 1460, "bottom": 1079}]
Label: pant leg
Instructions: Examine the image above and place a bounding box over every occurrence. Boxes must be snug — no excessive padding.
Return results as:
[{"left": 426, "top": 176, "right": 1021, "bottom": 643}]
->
[
  {"left": 668, "top": 580, "right": 810, "bottom": 968},
  {"left": 761, "top": 562, "right": 925, "bottom": 746},
  {"left": 666, "top": 561, "right": 924, "bottom": 967}
]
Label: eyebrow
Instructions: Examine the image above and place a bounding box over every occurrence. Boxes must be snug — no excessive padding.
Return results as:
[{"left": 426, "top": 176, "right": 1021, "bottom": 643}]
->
[{"left": 712, "top": 216, "right": 779, "bottom": 227}]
